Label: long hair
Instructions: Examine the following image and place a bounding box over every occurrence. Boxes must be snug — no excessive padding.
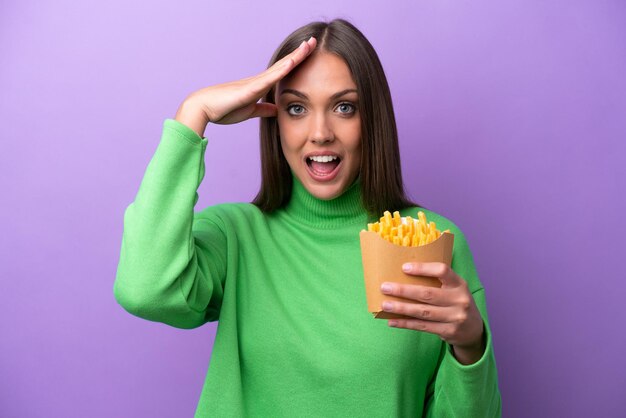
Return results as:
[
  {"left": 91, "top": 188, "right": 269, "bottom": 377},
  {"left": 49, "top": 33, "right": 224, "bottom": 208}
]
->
[{"left": 252, "top": 18, "right": 418, "bottom": 216}]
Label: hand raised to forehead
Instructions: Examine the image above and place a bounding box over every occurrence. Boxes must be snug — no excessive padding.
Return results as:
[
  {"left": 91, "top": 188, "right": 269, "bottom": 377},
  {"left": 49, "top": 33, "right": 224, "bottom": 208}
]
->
[{"left": 175, "top": 37, "right": 317, "bottom": 132}]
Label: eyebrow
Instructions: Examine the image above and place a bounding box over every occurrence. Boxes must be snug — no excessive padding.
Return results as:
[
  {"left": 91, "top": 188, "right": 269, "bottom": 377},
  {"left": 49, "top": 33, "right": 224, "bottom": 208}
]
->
[{"left": 279, "top": 88, "right": 358, "bottom": 101}]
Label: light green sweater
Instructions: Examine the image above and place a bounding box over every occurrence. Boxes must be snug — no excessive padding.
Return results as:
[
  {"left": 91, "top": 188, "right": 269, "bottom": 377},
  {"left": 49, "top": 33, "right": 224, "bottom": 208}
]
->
[{"left": 114, "top": 119, "right": 502, "bottom": 417}]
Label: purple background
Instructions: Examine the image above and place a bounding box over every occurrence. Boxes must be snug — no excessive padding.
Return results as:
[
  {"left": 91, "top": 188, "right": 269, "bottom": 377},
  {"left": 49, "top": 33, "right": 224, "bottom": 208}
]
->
[{"left": 1, "top": 1, "right": 624, "bottom": 417}]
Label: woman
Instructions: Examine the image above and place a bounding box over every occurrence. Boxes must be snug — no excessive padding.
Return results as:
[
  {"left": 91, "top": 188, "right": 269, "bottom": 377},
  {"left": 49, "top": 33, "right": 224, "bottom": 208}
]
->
[{"left": 114, "top": 19, "right": 502, "bottom": 417}]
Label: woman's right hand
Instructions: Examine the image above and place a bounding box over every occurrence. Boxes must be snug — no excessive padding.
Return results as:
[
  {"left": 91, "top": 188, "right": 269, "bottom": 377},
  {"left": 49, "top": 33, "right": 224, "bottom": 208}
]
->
[{"left": 174, "top": 37, "right": 317, "bottom": 137}]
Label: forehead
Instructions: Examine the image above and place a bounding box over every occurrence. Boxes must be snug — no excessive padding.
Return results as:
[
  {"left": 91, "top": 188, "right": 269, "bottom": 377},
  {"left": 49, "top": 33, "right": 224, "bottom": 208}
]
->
[{"left": 276, "top": 52, "right": 356, "bottom": 99}]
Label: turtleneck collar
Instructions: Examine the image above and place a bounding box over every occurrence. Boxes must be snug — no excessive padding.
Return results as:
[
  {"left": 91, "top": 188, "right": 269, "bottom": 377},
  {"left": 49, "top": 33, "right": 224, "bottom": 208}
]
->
[{"left": 282, "top": 175, "right": 369, "bottom": 229}]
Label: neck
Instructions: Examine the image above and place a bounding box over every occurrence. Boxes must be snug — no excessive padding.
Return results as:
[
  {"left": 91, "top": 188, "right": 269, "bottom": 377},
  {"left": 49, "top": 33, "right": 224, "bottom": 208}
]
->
[{"left": 283, "top": 175, "right": 368, "bottom": 228}]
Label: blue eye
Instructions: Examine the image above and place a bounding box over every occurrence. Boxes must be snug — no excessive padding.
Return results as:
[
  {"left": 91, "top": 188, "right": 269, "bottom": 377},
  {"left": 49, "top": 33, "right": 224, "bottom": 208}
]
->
[
  {"left": 287, "top": 105, "right": 306, "bottom": 116},
  {"left": 336, "top": 103, "right": 356, "bottom": 114}
]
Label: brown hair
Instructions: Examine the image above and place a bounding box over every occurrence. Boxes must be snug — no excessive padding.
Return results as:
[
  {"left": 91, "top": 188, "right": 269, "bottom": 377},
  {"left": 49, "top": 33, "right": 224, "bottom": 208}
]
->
[{"left": 252, "top": 18, "right": 418, "bottom": 216}]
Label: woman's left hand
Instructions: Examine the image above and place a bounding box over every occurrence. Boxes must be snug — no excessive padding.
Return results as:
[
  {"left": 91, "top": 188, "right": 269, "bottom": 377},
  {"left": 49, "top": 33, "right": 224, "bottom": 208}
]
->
[{"left": 380, "top": 262, "right": 486, "bottom": 365}]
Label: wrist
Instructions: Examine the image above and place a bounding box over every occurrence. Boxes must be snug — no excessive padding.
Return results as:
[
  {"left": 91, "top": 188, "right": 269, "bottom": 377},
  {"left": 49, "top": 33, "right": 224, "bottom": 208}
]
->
[
  {"left": 174, "top": 98, "right": 210, "bottom": 138},
  {"left": 451, "top": 326, "right": 486, "bottom": 365}
]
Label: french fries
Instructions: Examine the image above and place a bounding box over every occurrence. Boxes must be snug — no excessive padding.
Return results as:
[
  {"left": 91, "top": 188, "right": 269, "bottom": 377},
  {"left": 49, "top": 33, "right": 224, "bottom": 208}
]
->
[{"left": 365, "top": 211, "right": 450, "bottom": 247}]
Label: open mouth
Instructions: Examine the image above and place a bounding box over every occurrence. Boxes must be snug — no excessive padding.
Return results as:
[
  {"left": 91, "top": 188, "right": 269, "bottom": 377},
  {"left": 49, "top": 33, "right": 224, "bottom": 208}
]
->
[{"left": 305, "top": 155, "right": 342, "bottom": 180}]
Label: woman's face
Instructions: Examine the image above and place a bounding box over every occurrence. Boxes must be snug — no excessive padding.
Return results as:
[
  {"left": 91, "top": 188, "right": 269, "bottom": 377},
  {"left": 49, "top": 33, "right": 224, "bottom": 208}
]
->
[{"left": 275, "top": 51, "right": 361, "bottom": 200}]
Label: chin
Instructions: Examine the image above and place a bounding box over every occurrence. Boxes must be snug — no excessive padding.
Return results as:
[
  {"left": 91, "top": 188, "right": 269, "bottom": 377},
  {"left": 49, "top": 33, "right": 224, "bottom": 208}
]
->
[{"left": 303, "top": 180, "right": 347, "bottom": 200}]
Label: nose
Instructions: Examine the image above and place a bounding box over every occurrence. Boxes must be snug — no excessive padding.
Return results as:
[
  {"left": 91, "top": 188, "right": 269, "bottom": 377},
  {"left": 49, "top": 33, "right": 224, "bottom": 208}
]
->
[{"left": 308, "top": 112, "right": 334, "bottom": 144}]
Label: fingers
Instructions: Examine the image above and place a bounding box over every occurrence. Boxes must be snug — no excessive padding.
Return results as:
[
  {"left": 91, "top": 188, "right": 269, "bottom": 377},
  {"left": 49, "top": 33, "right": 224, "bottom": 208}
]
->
[
  {"left": 271, "top": 37, "right": 317, "bottom": 72},
  {"left": 387, "top": 317, "right": 453, "bottom": 341},
  {"left": 249, "top": 102, "right": 278, "bottom": 119},
  {"left": 283, "top": 36, "right": 317, "bottom": 70},
  {"left": 402, "top": 262, "right": 465, "bottom": 289},
  {"left": 381, "top": 282, "right": 448, "bottom": 306},
  {"left": 252, "top": 37, "right": 317, "bottom": 94},
  {"left": 192, "top": 38, "right": 316, "bottom": 126},
  {"left": 211, "top": 101, "right": 277, "bottom": 124},
  {"left": 385, "top": 304, "right": 485, "bottom": 350},
  {"left": 381, "top": 279, "right": 483, "bottom": 348},
  {"left": 381, "top": 300, "right": 451, "bottom": 322},
  {"left": 389, "top": 319, "right": 453, "bottom": 340}
]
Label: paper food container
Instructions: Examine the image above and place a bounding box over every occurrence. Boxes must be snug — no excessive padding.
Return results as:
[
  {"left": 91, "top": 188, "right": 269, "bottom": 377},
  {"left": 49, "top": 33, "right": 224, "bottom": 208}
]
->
[{"left": 359, "top": 230, "right": 454, "bottom": 319}]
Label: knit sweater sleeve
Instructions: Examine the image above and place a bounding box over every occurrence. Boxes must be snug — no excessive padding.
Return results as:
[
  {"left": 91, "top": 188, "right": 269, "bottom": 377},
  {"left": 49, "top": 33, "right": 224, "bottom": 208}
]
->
[
  {"left": 113, "top": 119, "right": 226, "bottom": 329},
  {"left": 423, "top": 226, "right": 502, "bottom": 417}
]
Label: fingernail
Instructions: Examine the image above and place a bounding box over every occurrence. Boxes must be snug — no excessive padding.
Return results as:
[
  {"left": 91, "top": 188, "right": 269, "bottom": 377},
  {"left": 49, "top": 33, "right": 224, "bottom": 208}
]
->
[
  {"left": 381, "top": 283, "right": 392, "bottom": 293},
  {"left": 383, "top": 302, "right": 393, "bottom": 311},
  {"left": 388, "top": 320, "right": 398, "bottom": 327},
  {"left": 402, "top": 263, "right": 412, "bottom": 273},
  {"left": 299, "top": 40, "right": 307, "bottom": 49}
]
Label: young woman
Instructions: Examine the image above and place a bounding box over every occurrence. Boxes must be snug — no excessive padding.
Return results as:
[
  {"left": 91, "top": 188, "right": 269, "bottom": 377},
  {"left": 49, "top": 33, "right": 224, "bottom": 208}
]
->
[{"left": 114, "top": 19, "right": 502, "bottom": 417}]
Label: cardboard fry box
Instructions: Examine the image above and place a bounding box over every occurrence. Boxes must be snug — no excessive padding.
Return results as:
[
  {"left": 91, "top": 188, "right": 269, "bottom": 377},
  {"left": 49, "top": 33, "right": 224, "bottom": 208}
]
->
[{"left": 359, "top": 230, "right": 454, "bottom": 319}]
